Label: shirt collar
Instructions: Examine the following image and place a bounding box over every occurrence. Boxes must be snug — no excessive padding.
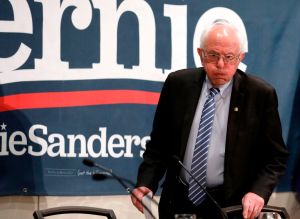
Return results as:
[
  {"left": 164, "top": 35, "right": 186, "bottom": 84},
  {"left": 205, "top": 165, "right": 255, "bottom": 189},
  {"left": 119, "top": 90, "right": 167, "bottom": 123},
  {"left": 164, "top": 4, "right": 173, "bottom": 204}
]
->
[{"left": 205, "top": 77, "right": 233, "bottom": 98}]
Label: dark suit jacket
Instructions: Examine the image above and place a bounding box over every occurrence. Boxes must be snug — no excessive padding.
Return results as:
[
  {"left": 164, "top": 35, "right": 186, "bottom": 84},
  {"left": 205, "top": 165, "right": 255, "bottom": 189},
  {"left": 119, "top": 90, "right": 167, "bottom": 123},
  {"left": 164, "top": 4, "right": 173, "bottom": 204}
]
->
[{"left": 137, "top": 68, "right": 288, "bottom": 206}]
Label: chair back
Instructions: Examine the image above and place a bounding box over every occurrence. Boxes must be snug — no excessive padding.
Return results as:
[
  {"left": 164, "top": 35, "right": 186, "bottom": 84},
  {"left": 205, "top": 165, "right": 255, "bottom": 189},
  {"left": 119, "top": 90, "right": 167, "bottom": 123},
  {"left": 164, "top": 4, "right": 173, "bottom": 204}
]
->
[
  {"left": 33, "top": 206, "right": 117, "bottom": 219},
  {"left": 222, "top": 205, "right": 290, "bottom": 219}
]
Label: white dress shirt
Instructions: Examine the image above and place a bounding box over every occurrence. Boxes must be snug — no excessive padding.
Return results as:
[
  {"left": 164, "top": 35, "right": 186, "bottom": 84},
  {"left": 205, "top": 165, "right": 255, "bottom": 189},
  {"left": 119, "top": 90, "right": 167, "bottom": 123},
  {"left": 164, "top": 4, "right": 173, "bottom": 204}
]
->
[{"left": 181, "top": 77, "right": 233, "bottom": 188}]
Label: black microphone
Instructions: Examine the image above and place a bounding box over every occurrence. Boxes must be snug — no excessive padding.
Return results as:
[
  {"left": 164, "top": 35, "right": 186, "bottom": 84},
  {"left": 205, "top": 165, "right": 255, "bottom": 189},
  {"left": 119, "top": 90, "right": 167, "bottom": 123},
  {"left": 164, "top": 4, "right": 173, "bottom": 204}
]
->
[
  {"left": 92, "top": 173, "right": 110, "bottom": 181},
  {"left": 92, "top": 173, "right": 136, "bottom": 188},
  {"left": 172, "top": 155, "right": 228, "bottom": 219},
  {"left": 82, "top": 158, "right": 157, "bottom": 219}
]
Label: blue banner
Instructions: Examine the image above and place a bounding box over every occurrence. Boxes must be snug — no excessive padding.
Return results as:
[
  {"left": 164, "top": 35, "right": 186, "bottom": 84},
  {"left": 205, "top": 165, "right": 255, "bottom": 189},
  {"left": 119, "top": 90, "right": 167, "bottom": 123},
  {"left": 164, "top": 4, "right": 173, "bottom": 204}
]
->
[{"left": 0, "top": 0, "right": 299, "bottom": 195}]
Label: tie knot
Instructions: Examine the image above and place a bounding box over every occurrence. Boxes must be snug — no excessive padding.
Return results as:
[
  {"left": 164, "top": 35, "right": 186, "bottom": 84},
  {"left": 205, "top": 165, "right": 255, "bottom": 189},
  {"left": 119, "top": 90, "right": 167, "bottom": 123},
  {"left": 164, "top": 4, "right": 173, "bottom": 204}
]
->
[{"left": 209, "top": 87, "right": 220, "bottom": 98}]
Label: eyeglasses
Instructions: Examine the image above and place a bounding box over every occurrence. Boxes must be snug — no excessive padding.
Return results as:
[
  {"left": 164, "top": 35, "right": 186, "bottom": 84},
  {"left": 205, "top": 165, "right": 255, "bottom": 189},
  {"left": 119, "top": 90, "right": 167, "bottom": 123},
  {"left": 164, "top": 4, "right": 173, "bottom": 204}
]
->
[{"left": 202, "top": 50, "right": 241, "bottom": 64}]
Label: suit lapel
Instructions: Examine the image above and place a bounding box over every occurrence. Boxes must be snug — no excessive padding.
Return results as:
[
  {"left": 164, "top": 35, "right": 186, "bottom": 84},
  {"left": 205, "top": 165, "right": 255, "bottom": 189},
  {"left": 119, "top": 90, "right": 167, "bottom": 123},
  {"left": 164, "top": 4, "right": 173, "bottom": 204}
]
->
[
  {"left": 179, "top": 69, "right": 206, "bottom": 159},
  {"left": 225, "top": 71, "right": 245, "bottom": 155},
  {"left": 224, "top": 71, "right": 246, "bottom": 197}
]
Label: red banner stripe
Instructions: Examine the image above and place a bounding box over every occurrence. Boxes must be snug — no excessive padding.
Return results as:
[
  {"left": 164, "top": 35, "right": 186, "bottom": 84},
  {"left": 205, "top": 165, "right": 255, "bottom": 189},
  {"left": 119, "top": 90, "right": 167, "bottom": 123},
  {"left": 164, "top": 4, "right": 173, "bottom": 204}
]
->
[{"left": 0, "top": 90, "right": 160, "bottom": 112}]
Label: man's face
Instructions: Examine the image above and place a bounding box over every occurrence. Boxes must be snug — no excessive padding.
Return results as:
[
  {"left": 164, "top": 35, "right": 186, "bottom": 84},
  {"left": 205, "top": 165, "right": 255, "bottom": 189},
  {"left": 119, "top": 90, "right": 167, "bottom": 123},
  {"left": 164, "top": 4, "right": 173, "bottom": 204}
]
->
[{"left": 198, "top": 26, "right": 245, "bottom": 87}]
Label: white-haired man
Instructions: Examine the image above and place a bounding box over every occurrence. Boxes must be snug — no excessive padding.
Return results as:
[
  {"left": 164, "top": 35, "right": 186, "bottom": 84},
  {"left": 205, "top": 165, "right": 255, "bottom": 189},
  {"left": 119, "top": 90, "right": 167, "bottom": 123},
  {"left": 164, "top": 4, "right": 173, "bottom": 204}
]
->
[{"left": 131, "top": 21, "right": 288, "bottom": 219}]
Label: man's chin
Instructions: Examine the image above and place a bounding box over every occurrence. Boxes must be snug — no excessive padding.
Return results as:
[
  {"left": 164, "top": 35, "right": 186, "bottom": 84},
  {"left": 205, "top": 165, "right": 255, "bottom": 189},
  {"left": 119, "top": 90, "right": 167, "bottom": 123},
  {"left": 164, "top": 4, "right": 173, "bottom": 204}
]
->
[{"left": 211, "top": 79, "right": 228, "bottom": 87}]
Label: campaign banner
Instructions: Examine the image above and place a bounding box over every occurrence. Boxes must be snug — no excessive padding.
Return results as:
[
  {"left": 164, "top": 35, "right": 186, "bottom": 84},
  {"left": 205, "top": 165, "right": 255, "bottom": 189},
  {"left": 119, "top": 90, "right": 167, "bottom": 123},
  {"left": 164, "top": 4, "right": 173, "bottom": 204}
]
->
[{"left": 0, "top": 0, "right": 299, "bottom": 195}]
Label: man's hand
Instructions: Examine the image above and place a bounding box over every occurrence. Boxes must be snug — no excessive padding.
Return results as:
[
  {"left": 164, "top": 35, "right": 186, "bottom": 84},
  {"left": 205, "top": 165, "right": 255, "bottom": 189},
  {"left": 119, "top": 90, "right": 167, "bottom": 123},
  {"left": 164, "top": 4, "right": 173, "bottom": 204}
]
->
[
  {"left": 242, "top": 192, "right": 265, "bottom": 219},
  {"left": 131, "top": 186, "right": 153, "bottom": 213}
]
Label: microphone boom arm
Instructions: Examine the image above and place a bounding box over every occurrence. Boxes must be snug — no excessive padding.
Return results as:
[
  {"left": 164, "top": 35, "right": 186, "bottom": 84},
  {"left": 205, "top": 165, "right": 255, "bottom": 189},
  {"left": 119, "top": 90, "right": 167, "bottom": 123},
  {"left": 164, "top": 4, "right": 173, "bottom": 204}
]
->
[
  {"left": 173, "top": 156, "right": 228, "bottom": 219},
  {"left": 83, "top": 158, "right": 156, "bottom": 219}
]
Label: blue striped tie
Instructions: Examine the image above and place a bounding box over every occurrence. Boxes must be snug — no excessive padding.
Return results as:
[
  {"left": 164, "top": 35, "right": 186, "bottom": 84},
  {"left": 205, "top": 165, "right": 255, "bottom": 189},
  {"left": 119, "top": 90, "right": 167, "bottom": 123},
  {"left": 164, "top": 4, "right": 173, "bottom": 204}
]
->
[{"left": 188, "top": 87, "right": 220, "bottom": 205}]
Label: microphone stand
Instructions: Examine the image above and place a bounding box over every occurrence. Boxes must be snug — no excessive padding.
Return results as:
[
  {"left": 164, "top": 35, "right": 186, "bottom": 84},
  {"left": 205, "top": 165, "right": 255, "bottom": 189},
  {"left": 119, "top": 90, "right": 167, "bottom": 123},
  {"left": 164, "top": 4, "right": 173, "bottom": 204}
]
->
[
  {"left": 173, "top": 156, "right": 228, "bottom": 219},
  {"left": 83, "top": 158, "right": 157, "bottom": 219}
]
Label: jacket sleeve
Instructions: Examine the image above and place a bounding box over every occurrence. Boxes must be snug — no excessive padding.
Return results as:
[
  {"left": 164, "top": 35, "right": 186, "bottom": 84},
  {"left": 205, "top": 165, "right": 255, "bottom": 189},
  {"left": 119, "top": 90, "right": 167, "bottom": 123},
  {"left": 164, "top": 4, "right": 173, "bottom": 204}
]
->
[
  {"left": 250, "top": 87, "right": 289, "bottom": 202},
  {"left": 136, "top": 74, "right": 174, "bottom": 193}
]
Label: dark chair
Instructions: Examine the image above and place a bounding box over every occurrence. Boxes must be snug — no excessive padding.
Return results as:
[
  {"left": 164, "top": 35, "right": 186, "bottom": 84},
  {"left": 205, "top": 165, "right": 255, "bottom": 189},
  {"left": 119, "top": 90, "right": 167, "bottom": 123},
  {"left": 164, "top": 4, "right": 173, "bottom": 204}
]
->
[
  {"left": 222, "top": 205, "right": 290, "bottom": 219},
  {"left": 33, "top": 206, "right": 117, "bottom": 219}
]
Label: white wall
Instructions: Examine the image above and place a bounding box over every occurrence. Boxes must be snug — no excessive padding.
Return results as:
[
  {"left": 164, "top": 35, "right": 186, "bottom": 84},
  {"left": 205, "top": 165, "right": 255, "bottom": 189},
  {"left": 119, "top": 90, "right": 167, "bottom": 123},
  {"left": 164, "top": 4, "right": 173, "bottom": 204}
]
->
[{"left": 0, "top": 192, "right": 299, "bottom": 219}]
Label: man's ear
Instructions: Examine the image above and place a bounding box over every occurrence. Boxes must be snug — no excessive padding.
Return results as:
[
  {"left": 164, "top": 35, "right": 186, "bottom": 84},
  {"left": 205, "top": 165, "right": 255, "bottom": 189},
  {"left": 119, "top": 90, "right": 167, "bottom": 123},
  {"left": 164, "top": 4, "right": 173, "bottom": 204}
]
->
[
  {"left": 239, "top": 53, "right": 245, "bottom": 61},
  {"left": 197, "top": 48, "right": 204, "bottom": 63},
  {"left": 197, "top": 48, "right": 202, "bottom": 56}
]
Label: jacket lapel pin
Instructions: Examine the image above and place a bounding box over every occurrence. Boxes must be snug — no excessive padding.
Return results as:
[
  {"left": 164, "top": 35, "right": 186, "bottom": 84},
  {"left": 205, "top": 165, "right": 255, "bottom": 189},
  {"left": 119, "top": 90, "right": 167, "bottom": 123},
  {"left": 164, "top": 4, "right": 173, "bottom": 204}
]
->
[{"left": 234, "top": 107, "right": 239, "bottom": 112}]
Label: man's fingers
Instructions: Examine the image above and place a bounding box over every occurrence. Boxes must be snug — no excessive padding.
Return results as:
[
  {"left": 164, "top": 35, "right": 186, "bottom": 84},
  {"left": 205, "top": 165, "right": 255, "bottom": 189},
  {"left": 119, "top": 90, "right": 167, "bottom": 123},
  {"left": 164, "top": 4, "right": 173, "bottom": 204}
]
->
[
  {"left": 242, "top": 199, "right": 250, "bottom": 218},
  {"left": 131, "top": 189, "right": 144, "bottom": 212},
  {"left": 131, "top": 186, "right": 152, "bottom": 213},
  {"left": 242, "top": 192, "right": 265, "bottom": 219},
  {"left": 253, "top": 206, "right": 261, "bottom": 218},
  {"left": 243, "top": 201, "right": 258, "bottom": 219}
]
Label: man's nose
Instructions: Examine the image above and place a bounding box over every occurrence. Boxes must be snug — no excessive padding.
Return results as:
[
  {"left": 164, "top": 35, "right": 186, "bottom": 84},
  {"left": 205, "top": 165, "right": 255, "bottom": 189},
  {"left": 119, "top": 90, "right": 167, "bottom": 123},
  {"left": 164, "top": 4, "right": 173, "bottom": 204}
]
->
[{"left": 216, "top": 56, "right": 225, "bottom": 68}]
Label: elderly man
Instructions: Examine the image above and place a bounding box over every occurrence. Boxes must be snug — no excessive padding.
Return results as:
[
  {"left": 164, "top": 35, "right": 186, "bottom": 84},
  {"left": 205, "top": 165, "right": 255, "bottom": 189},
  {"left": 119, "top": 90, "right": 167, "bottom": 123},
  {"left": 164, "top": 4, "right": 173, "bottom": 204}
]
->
[{"left": 131, "top": 21, "right": 288, "bottom": 219}]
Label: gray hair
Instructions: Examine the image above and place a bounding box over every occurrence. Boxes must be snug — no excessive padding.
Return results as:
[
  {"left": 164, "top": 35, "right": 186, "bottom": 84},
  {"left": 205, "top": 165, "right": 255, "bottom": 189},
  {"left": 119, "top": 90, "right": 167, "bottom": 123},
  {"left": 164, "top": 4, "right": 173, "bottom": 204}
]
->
[{"left": 199, "top": 19, "right": 245, "bottom": 53}]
